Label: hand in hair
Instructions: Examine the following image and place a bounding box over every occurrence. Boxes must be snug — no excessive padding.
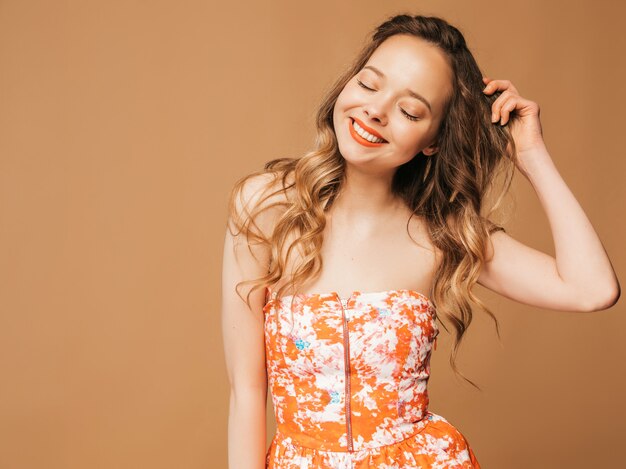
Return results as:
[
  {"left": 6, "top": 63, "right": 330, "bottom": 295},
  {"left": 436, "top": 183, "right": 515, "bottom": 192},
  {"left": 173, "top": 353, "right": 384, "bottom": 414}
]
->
[{"left": 482, "top": 76, "right": 545, "bottom": 177}]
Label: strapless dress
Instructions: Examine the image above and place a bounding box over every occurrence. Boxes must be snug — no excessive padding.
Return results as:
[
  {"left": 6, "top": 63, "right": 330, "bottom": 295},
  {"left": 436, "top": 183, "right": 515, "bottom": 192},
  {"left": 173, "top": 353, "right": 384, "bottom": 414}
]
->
[{"left": 263, "top": 286, "right": 481, "bottom": 468}]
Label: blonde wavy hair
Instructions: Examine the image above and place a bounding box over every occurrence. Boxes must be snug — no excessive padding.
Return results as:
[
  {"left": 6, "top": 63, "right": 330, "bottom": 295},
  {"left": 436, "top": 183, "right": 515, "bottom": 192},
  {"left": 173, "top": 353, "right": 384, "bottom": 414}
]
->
[{"left": 226, "top": 13, "right": 517, "bottom": 389}]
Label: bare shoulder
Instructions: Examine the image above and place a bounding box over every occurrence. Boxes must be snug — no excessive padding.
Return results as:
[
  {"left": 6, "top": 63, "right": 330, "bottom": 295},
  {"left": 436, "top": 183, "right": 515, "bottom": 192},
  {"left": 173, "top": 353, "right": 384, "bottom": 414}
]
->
[
  {"left": 228, "top": 170, "right": 292, "bottom": 238},
  {"left": 230, "top": 171, "right": 281, "bottom": 215},
  {"left": 222, "top": 170, "right": 290, "bottom": 310}
]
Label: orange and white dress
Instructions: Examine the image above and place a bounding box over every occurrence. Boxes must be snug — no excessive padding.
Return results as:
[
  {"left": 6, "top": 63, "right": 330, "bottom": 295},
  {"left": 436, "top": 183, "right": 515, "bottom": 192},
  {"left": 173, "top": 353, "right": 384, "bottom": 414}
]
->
[{"left": 263, "top": 287, "right": 481, "bottom": 468}]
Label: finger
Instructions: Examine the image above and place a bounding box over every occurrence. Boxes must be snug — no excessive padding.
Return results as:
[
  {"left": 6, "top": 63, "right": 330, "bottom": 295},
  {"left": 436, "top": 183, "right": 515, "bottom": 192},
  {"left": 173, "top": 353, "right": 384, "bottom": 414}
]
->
[
  {"left": 499, "top": 97, "right": 519, "bottom": 125},
  {"left": 483, "top": 79, "right": 518, "bottom": 95},
  {"left": 490, "top": 90, "right": 513, "bottom": 121},
  {"left": 492, "top": 95, "right": 516, "bottom": 124},
  {"left": 482, "top": 77, "right": 495, "bottom": 92},
  {"left": 483, "top": 79, "right": 502, "bottom": 94}
]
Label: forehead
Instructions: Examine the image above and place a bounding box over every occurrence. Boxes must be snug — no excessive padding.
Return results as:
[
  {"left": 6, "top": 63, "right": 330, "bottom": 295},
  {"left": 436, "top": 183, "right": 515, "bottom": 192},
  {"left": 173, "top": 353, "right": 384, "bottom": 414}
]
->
[{"left": 365, "top": 34, "right": 453, "bottom": 111}]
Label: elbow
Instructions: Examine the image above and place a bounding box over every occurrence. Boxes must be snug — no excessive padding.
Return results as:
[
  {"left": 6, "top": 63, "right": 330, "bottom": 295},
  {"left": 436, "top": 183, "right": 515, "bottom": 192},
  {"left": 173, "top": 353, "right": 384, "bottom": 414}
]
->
[
  {"left": 581, "top": 284, "right": 621, "bottom": 312},
  {"left": 230, "top": 379, "right": 268, "bottom": 401},
  {"left": 229, "top": 385, "right": 268, "bottom": 415}
]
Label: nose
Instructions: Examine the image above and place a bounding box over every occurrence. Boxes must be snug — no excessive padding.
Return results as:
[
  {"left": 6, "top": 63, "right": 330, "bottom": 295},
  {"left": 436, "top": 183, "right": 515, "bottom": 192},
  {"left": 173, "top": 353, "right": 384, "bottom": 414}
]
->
[{"left": 363, "top": 98, "right": 388, "bottom": 126}]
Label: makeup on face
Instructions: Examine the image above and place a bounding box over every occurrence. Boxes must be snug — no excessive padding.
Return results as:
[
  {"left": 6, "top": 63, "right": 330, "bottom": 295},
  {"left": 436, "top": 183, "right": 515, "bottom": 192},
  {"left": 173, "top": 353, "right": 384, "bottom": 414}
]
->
[{"left": 348, "top": 117, "right": 388, "bottom": 148}]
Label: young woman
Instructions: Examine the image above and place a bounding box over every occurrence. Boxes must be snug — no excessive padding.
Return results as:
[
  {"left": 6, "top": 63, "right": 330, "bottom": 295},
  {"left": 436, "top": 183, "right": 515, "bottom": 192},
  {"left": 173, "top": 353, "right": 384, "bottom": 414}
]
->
[{"left": 221, "top": 14, "right": 620, "bottom": 469}]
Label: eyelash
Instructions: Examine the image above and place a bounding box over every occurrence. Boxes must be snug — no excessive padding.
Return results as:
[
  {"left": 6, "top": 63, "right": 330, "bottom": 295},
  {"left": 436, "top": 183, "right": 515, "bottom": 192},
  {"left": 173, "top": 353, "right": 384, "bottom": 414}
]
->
[{"left": 356, "top": 79, "right": 420, "bottom": 121}]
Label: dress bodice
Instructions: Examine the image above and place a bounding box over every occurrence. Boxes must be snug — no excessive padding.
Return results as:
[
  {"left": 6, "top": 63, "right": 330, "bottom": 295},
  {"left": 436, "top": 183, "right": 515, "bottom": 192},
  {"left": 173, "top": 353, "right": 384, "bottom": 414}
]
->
[{"left": 263, "top": 287, "right": 440, "bottom": 452}]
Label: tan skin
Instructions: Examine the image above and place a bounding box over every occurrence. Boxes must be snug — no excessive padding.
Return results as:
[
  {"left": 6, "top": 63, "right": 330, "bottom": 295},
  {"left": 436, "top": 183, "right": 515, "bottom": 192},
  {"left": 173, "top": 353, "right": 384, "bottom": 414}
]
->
[{"left": 222, "top": 33, "right": 620, "bottom": 469}]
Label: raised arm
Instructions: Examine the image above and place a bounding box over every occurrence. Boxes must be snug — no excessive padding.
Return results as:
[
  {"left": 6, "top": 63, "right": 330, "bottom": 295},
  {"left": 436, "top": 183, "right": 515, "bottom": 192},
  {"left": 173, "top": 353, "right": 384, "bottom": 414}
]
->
[
  {"left": 222, "top": 173, "right": 275, "bottom": 468},
  {"left": 477, "top": 78, "right": 620, "bottom": 312}
]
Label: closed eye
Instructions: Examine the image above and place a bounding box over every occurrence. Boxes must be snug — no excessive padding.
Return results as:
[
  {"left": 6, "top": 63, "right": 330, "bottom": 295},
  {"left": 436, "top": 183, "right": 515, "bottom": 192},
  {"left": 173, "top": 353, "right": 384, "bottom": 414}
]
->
[
  {"left": 356, "top": 79, "right": 375, "bottom": 92},
  {"left": 356, "top": 79, "right": 421, "bottom": 122}
]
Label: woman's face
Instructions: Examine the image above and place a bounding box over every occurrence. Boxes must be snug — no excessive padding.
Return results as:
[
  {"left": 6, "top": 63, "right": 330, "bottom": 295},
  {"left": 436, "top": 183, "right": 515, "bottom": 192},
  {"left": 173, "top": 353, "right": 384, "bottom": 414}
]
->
[{"left": 333, "top": 34, "right": 453, "bottom": 173}]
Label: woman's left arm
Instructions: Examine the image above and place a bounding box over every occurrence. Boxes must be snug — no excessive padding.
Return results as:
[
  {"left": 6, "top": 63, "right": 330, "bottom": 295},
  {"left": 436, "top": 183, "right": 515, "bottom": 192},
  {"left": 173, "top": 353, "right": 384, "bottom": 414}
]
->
[{"left": 476, "top": 77, "right": 620, "bottom": 312}]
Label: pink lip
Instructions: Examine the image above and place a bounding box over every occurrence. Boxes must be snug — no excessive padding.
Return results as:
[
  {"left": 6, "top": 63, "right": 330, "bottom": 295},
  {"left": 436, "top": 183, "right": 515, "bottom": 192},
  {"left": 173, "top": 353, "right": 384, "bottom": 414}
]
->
[{"left": 351, "top": 117, "right": 387, "bottom": 141}]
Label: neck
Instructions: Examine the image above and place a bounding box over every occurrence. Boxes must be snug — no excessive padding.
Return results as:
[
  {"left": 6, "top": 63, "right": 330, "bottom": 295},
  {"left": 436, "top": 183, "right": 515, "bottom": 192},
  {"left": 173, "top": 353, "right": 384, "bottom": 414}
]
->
[{"left": 329, "top": 164, "right": 405, "bottom": 220}]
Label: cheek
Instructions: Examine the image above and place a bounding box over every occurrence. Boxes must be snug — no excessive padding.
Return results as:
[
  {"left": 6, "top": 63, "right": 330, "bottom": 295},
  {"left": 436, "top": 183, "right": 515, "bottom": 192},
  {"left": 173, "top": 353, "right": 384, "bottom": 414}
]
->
[
  {"left": 333, "top": 91, "right": 348, "bottom": 120},
  {"left": 332, "top": 103, "right": 343, "bottom": 134},
  {"left": 397, "top": 128, "right": 430, "bottom": 153},
  {"left": 333, "top": 90, "right": 357, "bottom": 131},
  {"left": 336, "top": 85, "right": 361, "bottom": 109}
]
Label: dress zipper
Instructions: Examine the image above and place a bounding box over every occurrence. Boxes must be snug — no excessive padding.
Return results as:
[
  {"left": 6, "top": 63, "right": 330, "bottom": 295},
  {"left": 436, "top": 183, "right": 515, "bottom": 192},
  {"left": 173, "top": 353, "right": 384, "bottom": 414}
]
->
[{"left": 337, "top": 294, "right": 354, "bottom": 452}]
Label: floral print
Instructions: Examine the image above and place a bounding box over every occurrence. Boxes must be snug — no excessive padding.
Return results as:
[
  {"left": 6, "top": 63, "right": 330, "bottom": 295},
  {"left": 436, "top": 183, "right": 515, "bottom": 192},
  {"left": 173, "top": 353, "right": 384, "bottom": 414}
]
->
[{"left": 263, "top": 287, "right": 481, "bottom": 468}]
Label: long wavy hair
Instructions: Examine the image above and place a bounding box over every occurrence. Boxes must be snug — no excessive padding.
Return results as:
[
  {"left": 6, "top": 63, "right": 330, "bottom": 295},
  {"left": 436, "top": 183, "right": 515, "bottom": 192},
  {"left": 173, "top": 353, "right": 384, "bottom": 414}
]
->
[{"left": 226, "top": 13, "right": 517, "bottom": 389}]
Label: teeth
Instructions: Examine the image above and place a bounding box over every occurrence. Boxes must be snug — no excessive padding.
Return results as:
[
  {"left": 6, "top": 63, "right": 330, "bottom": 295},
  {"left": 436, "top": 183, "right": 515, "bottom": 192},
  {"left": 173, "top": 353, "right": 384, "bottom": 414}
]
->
[{"left": 352, "top": 119, "right": 385, "bottom": 143}]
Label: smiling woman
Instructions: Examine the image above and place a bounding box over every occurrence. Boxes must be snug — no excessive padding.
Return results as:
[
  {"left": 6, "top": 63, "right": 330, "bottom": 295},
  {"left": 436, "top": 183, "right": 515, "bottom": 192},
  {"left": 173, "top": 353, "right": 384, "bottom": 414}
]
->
[
  {"left": 333, "top": 33, "right": 453, "bottom": 170},
  {"left": 221, "top": 11, "right": 619, "bottom": 469}
]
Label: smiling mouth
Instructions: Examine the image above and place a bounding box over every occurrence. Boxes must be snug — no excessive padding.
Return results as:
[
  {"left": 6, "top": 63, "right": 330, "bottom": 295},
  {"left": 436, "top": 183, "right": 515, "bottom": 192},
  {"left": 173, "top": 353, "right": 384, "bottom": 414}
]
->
[{"left": 349, "top": 118, "right": 388, "bottom": 147}]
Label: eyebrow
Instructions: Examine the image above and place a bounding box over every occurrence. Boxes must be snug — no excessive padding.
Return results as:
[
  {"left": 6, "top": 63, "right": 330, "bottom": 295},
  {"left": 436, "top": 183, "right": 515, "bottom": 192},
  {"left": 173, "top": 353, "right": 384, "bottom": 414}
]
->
[{"left": 362, "top": 65, "right": 432, "bottom": 113}]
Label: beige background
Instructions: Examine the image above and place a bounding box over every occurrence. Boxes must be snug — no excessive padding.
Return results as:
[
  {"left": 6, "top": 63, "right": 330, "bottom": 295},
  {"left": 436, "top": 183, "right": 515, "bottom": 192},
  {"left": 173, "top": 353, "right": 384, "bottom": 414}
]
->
[{"left": 0, "top": 1, "right": 624, "bottom": 468}]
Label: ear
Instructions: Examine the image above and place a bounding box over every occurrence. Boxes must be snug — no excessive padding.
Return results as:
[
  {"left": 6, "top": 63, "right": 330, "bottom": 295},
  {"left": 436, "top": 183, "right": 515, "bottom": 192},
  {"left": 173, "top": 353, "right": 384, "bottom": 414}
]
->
[{"left": 422, "top": 142, "right": 438, "bottom": 156}]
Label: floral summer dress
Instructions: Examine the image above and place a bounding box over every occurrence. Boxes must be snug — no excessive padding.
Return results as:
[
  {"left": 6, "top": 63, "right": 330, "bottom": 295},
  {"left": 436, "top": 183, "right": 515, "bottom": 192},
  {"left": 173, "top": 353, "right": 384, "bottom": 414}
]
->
[{"left": 263, "top": 286, "right": 481, "bottom": 468}]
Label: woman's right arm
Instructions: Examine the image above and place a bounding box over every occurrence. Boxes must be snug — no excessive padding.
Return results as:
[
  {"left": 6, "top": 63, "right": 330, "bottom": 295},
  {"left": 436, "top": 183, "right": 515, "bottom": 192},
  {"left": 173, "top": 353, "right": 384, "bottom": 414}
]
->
[{"left": 221, "top": 174, "right": 274, "bottom": 469}]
